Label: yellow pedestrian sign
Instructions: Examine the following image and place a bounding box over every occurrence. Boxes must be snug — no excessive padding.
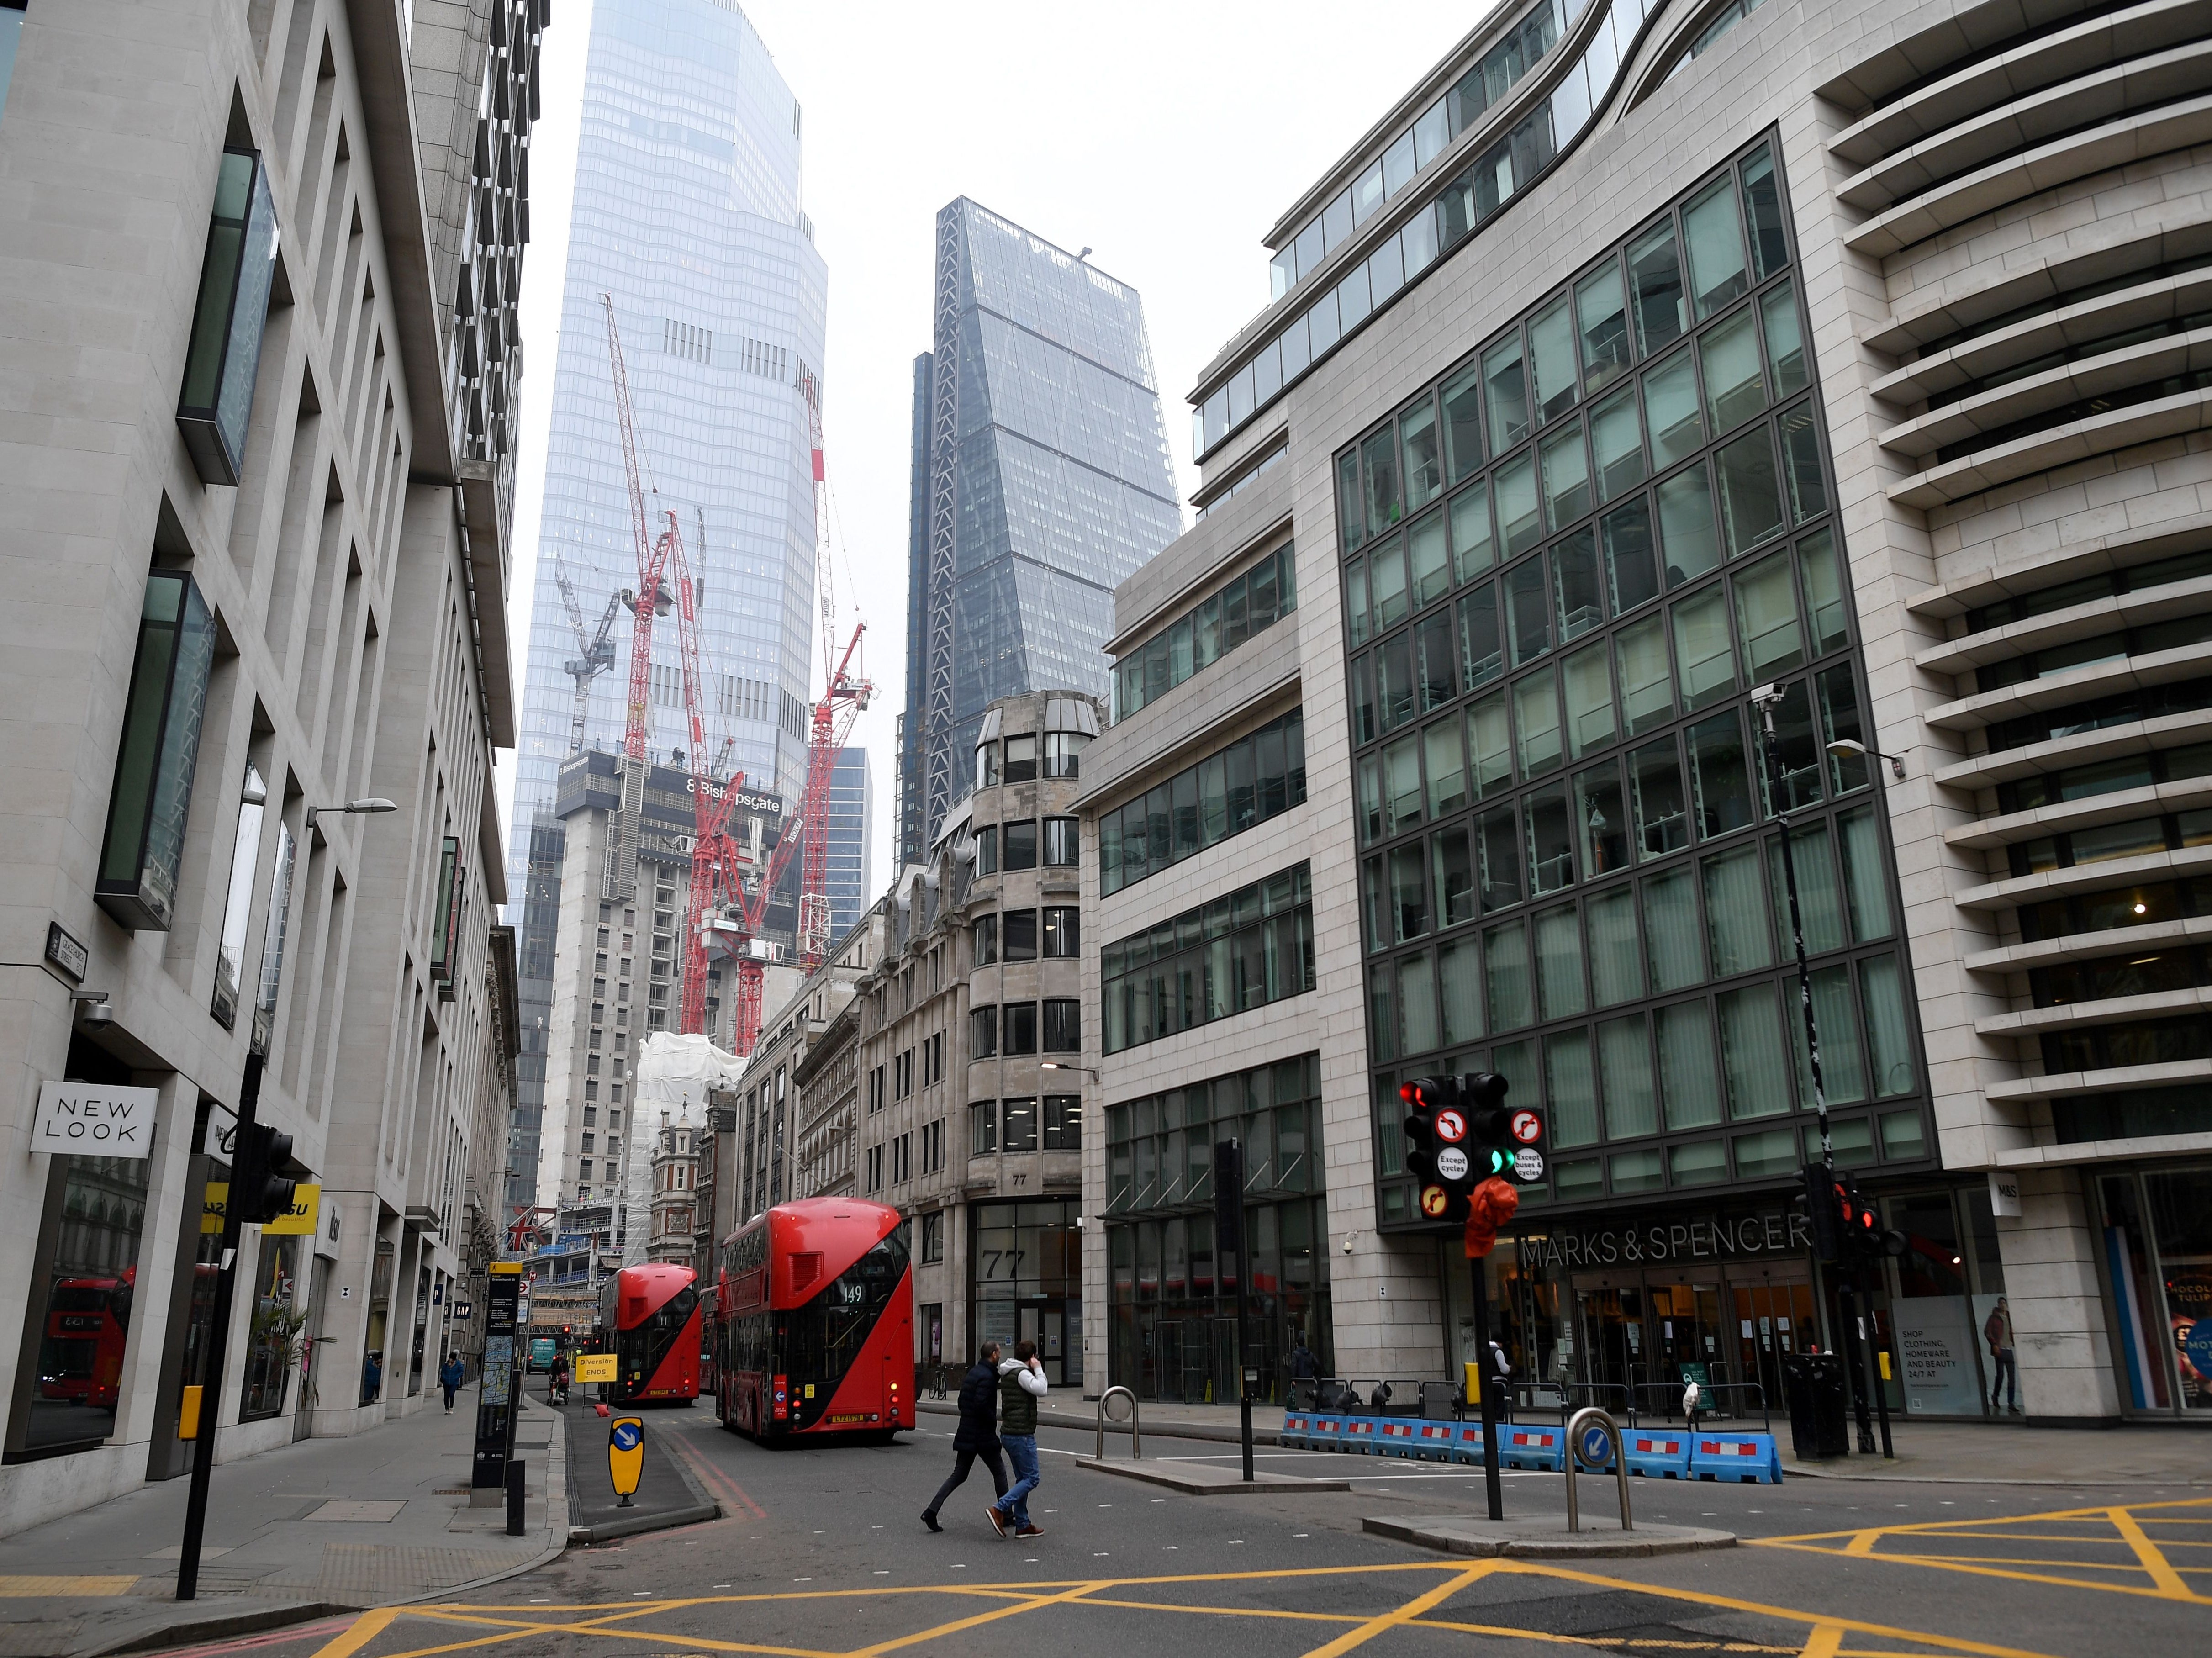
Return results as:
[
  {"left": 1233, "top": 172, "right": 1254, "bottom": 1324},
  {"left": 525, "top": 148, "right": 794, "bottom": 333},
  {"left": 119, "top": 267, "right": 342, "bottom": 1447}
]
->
[
  {"left": 573, "top": 1353, "right": 617, "bottom": 1383},
  {"left": 608, "top": 1415, "right": 644, "bottom": 1507}
]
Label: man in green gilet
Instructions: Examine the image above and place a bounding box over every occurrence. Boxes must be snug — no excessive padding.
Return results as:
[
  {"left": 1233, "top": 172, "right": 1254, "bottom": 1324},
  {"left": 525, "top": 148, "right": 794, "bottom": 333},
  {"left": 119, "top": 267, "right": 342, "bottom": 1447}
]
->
[{"left": 986, "top": 1338, "right": 1048, "bottom": 1538}]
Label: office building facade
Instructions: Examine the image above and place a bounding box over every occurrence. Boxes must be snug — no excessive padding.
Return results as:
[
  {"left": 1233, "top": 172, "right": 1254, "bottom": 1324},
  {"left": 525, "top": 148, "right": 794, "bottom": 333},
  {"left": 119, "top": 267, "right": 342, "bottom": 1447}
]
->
[
  {"left": 0, "top": 0, "right": 538, "bottom": 1530},
  {"left": 827, "top": 745, "right": 872, "bottom": 945},
  {"left": 863, "top": 692, "right": 1098, "bottom": 1384},
  {"left": 895, "top": 200, "right": 1181, "bottom": 866},
  {"left": 503, "top": 0, "right": 827, "bottom": 1213},
  {"left": 1085, "top": 0, "right": 2212, "bottom": 1422}
]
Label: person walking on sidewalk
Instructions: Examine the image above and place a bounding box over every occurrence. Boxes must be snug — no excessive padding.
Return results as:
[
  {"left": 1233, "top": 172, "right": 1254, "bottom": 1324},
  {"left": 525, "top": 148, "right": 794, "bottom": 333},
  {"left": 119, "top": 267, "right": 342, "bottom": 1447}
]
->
[
  {"left": 438, "top": 1352, "right": 465, "bottom": 1412},
  {"left": 1985, "top": 1296, "right": 2021, "bottom": 1415},
  {"left": 987, "top": 1340, "right": 1048, "bottom": 1540},
  {"left": 921, "top": 1341, "right": 1008, "bottom": 1532}
]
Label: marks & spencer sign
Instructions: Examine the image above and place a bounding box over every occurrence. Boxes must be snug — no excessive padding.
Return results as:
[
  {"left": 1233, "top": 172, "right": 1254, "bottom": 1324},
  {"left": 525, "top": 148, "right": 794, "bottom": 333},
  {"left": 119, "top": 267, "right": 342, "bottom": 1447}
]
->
[
  {"left": 34, "top": 1080, "right": 158, "bottom": 1156},
  {"left": 1521, "top": 1208, "right": 1813, "bottom": 1270}
]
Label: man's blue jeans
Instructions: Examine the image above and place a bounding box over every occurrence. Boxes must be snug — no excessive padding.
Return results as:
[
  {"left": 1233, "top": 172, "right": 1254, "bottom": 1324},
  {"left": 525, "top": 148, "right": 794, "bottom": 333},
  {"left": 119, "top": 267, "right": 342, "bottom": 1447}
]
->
[{"left": 1000, "top": 1434, "right": 1040, "bottom": 1528}]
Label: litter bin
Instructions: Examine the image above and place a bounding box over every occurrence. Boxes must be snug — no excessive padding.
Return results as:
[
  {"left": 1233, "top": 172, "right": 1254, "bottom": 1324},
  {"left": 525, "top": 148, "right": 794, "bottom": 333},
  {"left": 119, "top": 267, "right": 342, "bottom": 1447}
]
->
[{"left": 1782, "top": 1352, "right": 1849, "bottom": 1461}]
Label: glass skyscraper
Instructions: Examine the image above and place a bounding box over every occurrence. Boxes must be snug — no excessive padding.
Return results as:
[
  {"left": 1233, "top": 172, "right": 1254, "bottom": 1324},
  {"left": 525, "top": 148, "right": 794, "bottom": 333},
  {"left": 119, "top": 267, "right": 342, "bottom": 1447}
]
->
[
  {"left": 896, "top": 198, "right": 1180, "bottom": 865},
  {"left": 826, "top": 745, "right": 871, "bottom": 945},
  {"left": 505, "top": 0, "right": 826, "bottom": 1209}
]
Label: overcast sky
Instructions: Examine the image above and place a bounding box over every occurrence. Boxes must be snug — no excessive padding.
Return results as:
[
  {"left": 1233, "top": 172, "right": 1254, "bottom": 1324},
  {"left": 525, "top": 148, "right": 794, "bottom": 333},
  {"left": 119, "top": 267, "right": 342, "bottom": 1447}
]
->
[{"left": 496, "top": 0, "right": 1489, "bottom": 891}]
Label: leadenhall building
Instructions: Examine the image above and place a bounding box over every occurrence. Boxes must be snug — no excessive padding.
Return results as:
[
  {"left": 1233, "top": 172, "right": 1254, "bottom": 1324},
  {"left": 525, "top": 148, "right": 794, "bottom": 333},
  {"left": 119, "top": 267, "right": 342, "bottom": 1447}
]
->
[{"left": 1079, "top": 0, "right": 2212, "bottom": 1424}]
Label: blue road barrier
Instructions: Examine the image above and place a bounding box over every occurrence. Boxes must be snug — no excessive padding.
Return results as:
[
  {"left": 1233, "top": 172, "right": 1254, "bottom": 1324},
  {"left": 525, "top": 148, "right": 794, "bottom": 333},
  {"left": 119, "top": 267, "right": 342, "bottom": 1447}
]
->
[
  {"left": 1341, "top": 1415, "right": 1382, "bottom": 1455},
  {"left": 1279, "top": 1411, "right": 1314, "bottom": 1450},
  {"left": 1446, "top": 1421, "right": 1487, "bottom": 1465},
  {"left": 1623, "top": 1429, "right": 1693, "bottom": 1478},
  {"left": 1375, "top": 1418, "right": 1421, "bottom": 1458},
  {"left": 1308, "top": 1411, "right": 1348, "bottom": 1450},
  {"left": 1497, "top": 1423, "right": 1564, "bottom": 1471},
  {"left": 1690, "top": 1431, "right": 1784, "bottom": 1483}
]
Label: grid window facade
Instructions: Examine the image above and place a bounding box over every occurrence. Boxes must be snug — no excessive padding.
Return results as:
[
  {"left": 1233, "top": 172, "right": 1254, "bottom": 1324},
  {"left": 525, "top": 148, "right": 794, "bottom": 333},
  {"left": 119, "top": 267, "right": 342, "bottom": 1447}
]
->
[{"left": 1334, "top": 139, "right": 1934, "bottom": 1227}]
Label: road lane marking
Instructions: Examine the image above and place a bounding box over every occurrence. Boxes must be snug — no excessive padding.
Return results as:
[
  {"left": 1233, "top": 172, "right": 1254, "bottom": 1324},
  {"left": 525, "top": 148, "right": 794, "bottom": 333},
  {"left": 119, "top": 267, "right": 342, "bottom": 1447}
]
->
[{"left": 1296, "top": 1561, "right": 1497, "bottom": 1658}]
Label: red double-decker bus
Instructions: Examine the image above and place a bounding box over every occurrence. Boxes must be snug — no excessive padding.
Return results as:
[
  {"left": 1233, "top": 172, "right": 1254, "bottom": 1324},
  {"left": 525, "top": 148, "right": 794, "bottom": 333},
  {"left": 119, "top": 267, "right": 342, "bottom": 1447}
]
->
[
  {"left": 715, "top": 1198, "right": 912, "bottom": 1442},
  {"left": 597, "top": 1264, "right": 701, "bottom": 1405}
]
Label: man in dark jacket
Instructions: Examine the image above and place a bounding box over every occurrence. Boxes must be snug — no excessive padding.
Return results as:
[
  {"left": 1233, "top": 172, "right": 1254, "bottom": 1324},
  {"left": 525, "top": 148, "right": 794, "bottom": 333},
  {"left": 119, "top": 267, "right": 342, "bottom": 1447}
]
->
[{"left": 921, "top": 1342, "right": 1008, "bottom": 1532}]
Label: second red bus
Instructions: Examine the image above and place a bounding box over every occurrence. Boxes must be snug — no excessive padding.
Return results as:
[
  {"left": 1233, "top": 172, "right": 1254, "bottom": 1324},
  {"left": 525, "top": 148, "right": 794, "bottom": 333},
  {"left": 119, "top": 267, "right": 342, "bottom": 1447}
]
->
[{"left": 596, "top": 1263, "right": 701, "bottom": 1405}]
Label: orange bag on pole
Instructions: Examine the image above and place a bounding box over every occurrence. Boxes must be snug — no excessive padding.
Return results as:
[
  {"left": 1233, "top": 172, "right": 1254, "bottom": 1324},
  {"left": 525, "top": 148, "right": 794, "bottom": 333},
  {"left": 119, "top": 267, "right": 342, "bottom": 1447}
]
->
[{"left": 1462, "top": 1176, "right": 1520, "bottom": 1259}]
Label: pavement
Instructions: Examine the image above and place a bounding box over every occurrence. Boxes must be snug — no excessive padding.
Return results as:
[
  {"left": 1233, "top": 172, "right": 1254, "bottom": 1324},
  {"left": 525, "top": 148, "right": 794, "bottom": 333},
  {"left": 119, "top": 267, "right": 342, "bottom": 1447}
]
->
[
  {"left": 1364, "top": 1510, "right": 1739, "bottom": 1557},
  {"left": 0, "top": 1384, "right": 567, "bottom": 1658}
]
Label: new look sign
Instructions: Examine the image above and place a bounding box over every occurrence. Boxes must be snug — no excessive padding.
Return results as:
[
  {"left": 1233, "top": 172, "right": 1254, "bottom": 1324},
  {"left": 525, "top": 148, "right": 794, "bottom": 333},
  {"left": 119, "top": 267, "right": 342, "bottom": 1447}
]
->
[{"left": 34, "top": 1080, "right": 158, "bottom": 1156}]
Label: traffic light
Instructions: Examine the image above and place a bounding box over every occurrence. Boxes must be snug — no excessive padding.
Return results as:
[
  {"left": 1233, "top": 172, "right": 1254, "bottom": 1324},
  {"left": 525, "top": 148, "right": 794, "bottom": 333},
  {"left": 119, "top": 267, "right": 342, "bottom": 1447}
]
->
[
  {"left": 1800, "top": 1162, "right": 1844, "bottom": 1263},
  {"left": 231, "top": 1122, "right": 297, "bottom": 1225},
  {"left": 1463, "top": 1072, "right": 1546, "bottom": 1186},
  {"left": 1401, "top": 1077, "right": 1470, "bottom": 1222},
  {"left": 1839, "top": 1170, "right": 1909, "bottom": 1265}
]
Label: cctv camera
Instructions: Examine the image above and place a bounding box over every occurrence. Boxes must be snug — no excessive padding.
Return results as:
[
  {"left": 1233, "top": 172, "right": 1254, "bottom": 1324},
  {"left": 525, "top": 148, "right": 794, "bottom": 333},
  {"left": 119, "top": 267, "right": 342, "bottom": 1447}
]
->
[
  {"left": 1341, "top": 1234, "right": 1354, "bottom": 1255},
  {"left": 78, "top": 1001, "right": 116, "bottom": 1029}
]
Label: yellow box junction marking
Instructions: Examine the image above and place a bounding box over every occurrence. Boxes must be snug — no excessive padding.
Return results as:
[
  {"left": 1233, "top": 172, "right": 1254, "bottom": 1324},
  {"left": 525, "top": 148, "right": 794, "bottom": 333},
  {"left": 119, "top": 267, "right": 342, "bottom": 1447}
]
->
[
  {"left": 301, "top": 1555, "right": 2080, "bottom": 1658},
  {"left": 1755, "top": 1496, "right": 2212, "bottom": 1604}
]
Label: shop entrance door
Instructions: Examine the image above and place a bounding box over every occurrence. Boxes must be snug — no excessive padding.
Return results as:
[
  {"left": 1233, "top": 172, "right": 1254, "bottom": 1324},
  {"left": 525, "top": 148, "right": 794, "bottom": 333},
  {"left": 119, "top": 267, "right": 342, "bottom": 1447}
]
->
[
  {"left": 1732, "top": 1276, "right": 1816, "bottom": 1420},
  {"left": 1573, "top": 1282, "right": 1651, "bottom": 1414},
  {"left": 1642, "top": 1282, "right": 1725, "bottom": 1418},
  {"left": 1015, "top": 1302, "right": 1071, "bottom": 1386}
]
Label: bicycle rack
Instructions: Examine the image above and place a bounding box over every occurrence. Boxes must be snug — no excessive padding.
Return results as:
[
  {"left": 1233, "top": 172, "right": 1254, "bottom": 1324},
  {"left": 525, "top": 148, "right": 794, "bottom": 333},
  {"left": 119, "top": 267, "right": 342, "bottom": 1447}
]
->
[
  {"left": 1095, "top": 1385, "right": 1141, "bottom": 1461},
  {"left": 1563, "top": 1406, "right": 1633, "bottom": 1534}
]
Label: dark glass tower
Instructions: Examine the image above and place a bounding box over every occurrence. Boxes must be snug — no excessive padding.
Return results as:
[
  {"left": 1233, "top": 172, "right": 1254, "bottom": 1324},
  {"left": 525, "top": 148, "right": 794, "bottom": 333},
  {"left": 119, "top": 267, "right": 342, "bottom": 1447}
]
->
[{"left": 896, "top": 199, "right": 1181, "bottom": 865}]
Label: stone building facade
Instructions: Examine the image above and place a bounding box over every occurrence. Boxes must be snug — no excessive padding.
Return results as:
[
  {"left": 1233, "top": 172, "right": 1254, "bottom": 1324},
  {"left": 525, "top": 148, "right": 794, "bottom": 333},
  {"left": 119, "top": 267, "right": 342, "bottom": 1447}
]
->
[
  {"left": 0, "top": 0, "right": 544, "bottom": 1531},
  {"left": 861, "top": 692, "right": 1098, "bottom": 1384}
]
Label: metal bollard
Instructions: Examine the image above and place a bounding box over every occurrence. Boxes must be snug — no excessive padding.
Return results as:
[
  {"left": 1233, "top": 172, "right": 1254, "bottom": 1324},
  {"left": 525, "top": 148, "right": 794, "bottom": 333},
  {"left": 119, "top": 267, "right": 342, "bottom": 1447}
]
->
[
  {"left": 505, "top": 1457, "right": 526, "bottom": 1537},
  {"left": 1562, "top": 1407, "right": 1632, "bottom": 1534},
  {"left": 1095, "top": 1386, "right": 1141, "bottom": 1461}
]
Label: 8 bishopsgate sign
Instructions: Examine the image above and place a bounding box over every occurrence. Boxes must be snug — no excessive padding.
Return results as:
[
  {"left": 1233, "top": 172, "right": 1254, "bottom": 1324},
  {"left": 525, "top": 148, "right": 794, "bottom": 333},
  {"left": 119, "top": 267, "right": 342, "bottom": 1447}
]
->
[{"left": 35, "top": 1080, "right": 158, "bottom": 1156}]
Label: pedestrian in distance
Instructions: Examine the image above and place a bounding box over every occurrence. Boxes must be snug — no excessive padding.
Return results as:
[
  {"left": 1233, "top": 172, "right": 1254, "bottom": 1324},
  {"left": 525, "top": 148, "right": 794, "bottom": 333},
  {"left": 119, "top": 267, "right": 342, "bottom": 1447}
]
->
[
  {"left": 1985, "top": 1295, "right": 2021, "bottom": 1415},
  {"left": 921, "top": 1341, "right": 1008, "bottom": 1533},
  {"left": 987, "top": 1339, "right": 1048, "bottom": 1540},
  {"left": 438, "top": 1352, "right": 465, "bottom": 1412}
]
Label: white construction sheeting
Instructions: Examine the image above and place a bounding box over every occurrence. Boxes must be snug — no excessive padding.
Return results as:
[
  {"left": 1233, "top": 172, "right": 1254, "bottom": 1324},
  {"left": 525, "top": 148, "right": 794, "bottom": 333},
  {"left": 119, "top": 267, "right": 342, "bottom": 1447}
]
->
[{"left": 624, "top": 1030, "right": 741, "bottom": 1266}]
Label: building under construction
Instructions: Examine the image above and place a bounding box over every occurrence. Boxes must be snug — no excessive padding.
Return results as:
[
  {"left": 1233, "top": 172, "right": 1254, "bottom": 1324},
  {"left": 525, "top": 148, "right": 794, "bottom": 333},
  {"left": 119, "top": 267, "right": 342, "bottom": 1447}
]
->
[{"left": 533, "top": 749, "right": 799, "bottom": 1209}]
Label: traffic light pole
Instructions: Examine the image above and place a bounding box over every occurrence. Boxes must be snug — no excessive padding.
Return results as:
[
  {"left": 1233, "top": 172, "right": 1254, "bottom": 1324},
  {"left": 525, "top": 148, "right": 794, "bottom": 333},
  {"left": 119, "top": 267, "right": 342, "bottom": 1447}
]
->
[
  {"left": 1469, "top": 1258, "right": 1504, "bottom": 1522},
  {"left": 175, "top": 1051, "right": 260, "bottom": 1601}
]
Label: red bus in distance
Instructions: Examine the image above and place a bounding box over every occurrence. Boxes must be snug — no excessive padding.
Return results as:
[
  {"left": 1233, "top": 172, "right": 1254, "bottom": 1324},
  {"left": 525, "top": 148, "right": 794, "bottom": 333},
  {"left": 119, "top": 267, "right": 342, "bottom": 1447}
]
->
[
  {"left": 715, "top": 1198, "right": 912, "bottom": 1443},
  {"left": 597, "top": 1263, "right": 700, "bottom": 1405},
  {"left": 39, "top": 1276, "right": 131, "bottom": 1409}
]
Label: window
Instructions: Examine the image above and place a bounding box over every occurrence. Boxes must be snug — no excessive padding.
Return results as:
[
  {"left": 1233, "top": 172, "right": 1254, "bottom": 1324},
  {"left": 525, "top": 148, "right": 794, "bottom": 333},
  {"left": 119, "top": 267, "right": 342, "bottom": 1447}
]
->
[
  {"left": 895, "top": 1049, "right": 913, "bottom": 1097},
  {"left": 1044, "top": 733, "right": 1088, "bottom": 777},
  {"left": 96, "top": 570, "right": 217, "bottom": 931},
  {"left": 971, "top": 1005, "right": 998, "bottom": 1058},
  {"left": 1114, "top": 543, "right": 1299, "bottom": 721},
  {"left": 972, "top": 915, "right": 997, "bottom": 966},
  {"left": 1043, "top": 907, "right": 1080, "bottom": 958},
  {"left": 866, "top": 1144, "right": 883, "bottom": 1193},
  {"left": 1002, "top": 1098, "right": 1039, "bottom": 1152},
  {"left": 920, "top": 1210, "right": 944, "bottom": 1262},
  {"left": 1043, "top": 817, "right": 1080, "bottom": 866},
  {"left": 975, "top": 742, "right": 999, "bottom": 788},
  {"left": 1002, "top": 821, "right": 1039, "bottom": 871},
  {"left": 1004, "top": 735, "right": 1038, "bottom": 782},
  {"left": 922, "top": 1119, "right": 945, "bottom": 1174},
  {"left": 867, "top": 1065, "right": 886, "bottom": 1113},
  {"left": 1102, "top": 864, "right": 1317, "bottom": 1054},
  {"left": 974, "top": 825, "right": 998, "bottom": 875},
  {"left": 970, "top": 1100, "right": 998, "bottom": 1156},
  {"left": 177, "top": 147, "right": 280, "bottom": 485},
  {"left": 1099, "top": 710, "right": 1307, "bottom": 895},
  {"left": 1002, "top": 909, "right": 1039, "bottom": 962},
  {"left": 1043, "top": 998, "right": 1080, "bottom": 1052},
  {"left": 1044, "top": 1095, "right": 1082, "bottom": 1151},
  {"left": 894, "top": 1132, "right": 913, "bottom": 1183},
  {"left": 1004, "top": 1003, "right": 1039, "bottom": 1055}
]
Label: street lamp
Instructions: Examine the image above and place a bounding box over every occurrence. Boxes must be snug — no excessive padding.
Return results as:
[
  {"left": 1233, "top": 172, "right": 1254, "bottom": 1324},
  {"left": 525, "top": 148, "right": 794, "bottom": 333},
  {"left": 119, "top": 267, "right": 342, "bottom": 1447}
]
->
[
  {"left": 1758, "top": 686, "right": 1895, "bottom": 1460},
  {"left": 1824, "top": 739, "right": 1906, "bottom": 781},
  {"left": 1039, "top": 1061, "right": 1099, "bottom": 1080},
  {"left": 306, "top": 796, "right": 399, "bottom": 832}
]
